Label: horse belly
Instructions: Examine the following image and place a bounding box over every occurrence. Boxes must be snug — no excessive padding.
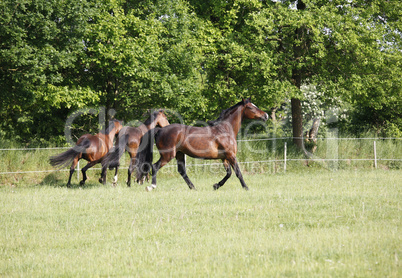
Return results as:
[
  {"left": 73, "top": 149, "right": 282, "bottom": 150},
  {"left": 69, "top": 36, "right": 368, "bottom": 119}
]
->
[{"left": 179, "top": 137, "right": 222, "bottom": 159}]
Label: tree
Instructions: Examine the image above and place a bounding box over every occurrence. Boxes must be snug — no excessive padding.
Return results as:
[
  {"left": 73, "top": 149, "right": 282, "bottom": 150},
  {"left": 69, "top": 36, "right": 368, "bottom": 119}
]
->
[
  {"left": 0, "top": 0, "right": 99, "bottom": 142},
  {"left": 241, "top": 0, "right": 401, "bottom": 145},
  {"left": 1, "top": 0, "right": 400, "bottom": 145},
  {"left": 82, "top": 0, "right": 210, "bottom": 123}
]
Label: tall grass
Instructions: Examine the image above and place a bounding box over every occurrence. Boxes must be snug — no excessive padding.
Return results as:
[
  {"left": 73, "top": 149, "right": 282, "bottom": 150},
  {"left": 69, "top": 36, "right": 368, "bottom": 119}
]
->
[
  {"left": 0, "top": 171, "right": 400, "bottom": 277},
  {"left": 0, "top": 137, "right": 400, "bottom": 187}
]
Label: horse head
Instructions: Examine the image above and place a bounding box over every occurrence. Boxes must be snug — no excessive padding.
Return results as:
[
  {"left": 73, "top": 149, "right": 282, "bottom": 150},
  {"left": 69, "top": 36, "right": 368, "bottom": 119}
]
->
[
  {"left": 242, "top": 97, "right": 269, "bottom": 121},
  {"left": 155, "top": 110, "right": 170, "bottom": 127}
]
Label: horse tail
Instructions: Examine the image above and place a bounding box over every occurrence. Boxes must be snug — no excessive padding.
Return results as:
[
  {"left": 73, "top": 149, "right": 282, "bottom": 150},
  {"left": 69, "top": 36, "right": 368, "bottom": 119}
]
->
[
  {"left": 49, "top": 138, "right": 91, "bottom": 168},
  {"left": 135, "top": 128, "right": 160, "bottom": 182},
  {"left": 102, "top": 133, "right": 129, "bottom": 170}
]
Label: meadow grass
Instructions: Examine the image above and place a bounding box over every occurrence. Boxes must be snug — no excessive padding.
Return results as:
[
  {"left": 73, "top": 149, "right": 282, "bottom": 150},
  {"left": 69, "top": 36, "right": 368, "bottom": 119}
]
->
[
  {"left": 1, "top": 137, "right": 400, "bottom": 187},
  {"left": 0, "top": 170, "right": 400, "bottom": 277}
]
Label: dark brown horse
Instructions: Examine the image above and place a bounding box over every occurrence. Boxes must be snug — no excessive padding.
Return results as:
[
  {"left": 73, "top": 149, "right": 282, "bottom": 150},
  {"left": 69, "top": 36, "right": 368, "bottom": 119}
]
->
[
  {"left": 135, "top": 98, "right": 268, "bottom": 191},
  {"left": 100, "top": 110, "right": 169, "bottom": 186},
  {"left": 50, "top": 119, "right": 123, "bottom": 187}
]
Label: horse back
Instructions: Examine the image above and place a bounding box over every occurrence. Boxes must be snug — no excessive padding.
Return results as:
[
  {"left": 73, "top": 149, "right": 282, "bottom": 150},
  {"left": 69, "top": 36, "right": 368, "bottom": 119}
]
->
[
  {"left": 78, "top": 134, "right": 108, "bottom": 161},
  {"left": 155, "top": 124, "right": 235, "bottom": 159}
]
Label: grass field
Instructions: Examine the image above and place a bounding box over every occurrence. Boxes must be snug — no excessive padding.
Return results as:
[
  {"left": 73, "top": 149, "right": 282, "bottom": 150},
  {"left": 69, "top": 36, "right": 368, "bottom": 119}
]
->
[{"left": 0, "top": 170, "right": 400, "bottom": 277}]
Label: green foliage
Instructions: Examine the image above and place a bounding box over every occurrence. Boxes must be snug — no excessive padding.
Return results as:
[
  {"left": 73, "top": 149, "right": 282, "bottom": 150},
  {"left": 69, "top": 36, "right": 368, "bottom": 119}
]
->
[
  {"left": 0, "top": 0, "right": 400, "bottom": 144},
  {"left": 0, "top": 0, "right": 96, "bottom": 142}
]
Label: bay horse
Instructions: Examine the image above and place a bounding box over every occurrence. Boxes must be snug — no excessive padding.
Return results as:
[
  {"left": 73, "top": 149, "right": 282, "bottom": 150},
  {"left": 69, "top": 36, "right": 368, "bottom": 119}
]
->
[
  {"left": 135, "top": 98, "right": 268, "bottom": 191},
  {"left": 100, "top": 110, "right": 169, "bottom": 186},
  {"left": 49, "top": 119, "right": 123, "bottom": 187}
]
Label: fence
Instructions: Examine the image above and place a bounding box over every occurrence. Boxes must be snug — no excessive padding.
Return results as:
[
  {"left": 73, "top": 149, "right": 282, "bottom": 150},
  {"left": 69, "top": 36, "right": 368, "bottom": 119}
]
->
[{"left": 0, "top": 137, "right": 401, "bottom": 182}]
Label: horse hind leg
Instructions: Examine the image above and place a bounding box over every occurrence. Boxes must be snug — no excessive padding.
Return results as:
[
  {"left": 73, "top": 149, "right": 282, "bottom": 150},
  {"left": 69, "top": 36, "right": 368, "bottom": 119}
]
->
[
  {"left": 213, "top": 159, "right": 232, "bottom": 190},
  {"left": 146, "top": 159, "right": 161, "bottom": 192},
  {"left": 176, "top": 152, "right": 196, "bottom": 190},
  {"left": 80, "top": 161, "right": 97, "bottom": 186},
  {"left": 146, "top": 153, "right": 172, "bottom": 192},
  {"left": 67, "top": 157, "right": 79, "bottom": 187},
  {"left": 99, "top": 163, "right": 118, "bottom": 186}
]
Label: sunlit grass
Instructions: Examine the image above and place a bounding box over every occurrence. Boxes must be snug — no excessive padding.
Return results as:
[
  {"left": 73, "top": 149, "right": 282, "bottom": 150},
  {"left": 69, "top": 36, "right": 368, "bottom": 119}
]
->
[{"left": 1, "top": 170, "right": 400, "bottom": 277}]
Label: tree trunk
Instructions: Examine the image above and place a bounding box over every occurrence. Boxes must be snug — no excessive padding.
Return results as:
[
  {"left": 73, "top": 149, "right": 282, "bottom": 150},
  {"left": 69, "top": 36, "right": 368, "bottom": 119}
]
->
[
  {"left": 305, "top": 118, "right": 320, "bottom": 153},
  {"left": 291, "top": 0, "right": 307, "bottom": 151},
  {"left": 291, "top": 98, "right": 303, "bottom": 149}
]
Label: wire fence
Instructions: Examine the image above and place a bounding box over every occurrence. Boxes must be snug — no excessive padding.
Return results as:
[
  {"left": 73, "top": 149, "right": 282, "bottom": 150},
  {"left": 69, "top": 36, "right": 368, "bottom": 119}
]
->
[
  {"left": 0, "top": 137, "right": 401, "bottom": 178},
  {"left": 1, "top": 137, "right": 400, "bottom": 151}
]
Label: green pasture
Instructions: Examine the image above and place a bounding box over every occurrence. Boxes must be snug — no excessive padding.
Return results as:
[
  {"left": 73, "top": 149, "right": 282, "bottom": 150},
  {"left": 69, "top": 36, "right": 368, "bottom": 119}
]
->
[{"left": 1, "top": 170, "right": 400, "bottom": 277}]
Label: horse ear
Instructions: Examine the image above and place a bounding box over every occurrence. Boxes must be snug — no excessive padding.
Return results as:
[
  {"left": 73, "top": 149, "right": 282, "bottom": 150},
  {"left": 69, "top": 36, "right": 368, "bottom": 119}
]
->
[
  {"left": 242, "top": 98, "right": 245, "bottom": 103},
  {"left": 248, "top": 97, "right": 252, "bottom": 102}
]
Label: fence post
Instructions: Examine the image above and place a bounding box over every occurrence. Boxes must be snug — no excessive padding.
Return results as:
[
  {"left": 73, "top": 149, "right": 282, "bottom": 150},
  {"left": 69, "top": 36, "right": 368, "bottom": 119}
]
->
[
  {"left": 374, "top": 141, "right": 377, "bottom": 169},
  {"left": 284, "top": 142, "right": 287, "bottom": 173}
]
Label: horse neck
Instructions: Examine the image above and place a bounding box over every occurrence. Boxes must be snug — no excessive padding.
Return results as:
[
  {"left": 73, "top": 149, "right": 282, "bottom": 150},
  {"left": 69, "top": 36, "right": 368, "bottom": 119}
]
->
[
  {"left": 220, "top": 105, "right": 244, "bottom": 137},
  {"left": 138, "top": 121, "right": 155, "bottom": 134},
  {"left": 105, "top": 127, "right": 118, "bottom": 143}
]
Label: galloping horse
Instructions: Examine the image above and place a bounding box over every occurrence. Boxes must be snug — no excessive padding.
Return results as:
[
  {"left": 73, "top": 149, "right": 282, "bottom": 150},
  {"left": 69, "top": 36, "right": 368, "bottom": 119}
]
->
[
  {"left": 135, "top": 98, "right": 268, "bottom": 191},
  {"left": 49, "top": 119, "right": 123, "bottom": 187},
  {"left": 100, "top": 110, "right": 169, "bottom": 186}
]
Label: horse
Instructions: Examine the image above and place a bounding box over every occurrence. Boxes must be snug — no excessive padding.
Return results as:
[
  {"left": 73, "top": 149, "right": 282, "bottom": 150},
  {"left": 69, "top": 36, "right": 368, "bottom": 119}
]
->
[
  {"left": 49, "top": 119, "right": 123, "bottom": 187},
  {"left": 135, "top": 98, "right": 268, "bottom": 191},
  {"left": 100, "top": 110, "right": 169, "bottom": 187}
]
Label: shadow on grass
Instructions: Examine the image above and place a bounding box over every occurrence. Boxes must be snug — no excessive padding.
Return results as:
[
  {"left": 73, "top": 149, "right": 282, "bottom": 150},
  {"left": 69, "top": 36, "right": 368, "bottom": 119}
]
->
[{"left": 39, "top": 172, "right": 107, "bottom": 189}]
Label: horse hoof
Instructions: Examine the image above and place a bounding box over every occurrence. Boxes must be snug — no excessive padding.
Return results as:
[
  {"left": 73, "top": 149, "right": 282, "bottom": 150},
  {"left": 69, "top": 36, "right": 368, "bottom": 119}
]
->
[
  {"left": 213, "top": 184, "right": 219, "bottom": 190},
  {"left": 112, "top": 182, "right": 117, "bottom": 187},
  {"left": 146, "top": 184, "right": 156, "bottom": 192},
  {"left": 79, "top": 180, "right": 85, "bottom": 186},
  {"left": 98, "top": 178, "right": 103, "bottom": 184},
  {"left": 243, "top": 186, "right": 249, "bottom": 191}
]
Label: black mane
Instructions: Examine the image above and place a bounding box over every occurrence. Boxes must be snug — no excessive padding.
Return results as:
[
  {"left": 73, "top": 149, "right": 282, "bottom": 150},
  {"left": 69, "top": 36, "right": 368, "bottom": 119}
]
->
[{"left": 208, "top": 99, "right": 249, "bottom": 126}]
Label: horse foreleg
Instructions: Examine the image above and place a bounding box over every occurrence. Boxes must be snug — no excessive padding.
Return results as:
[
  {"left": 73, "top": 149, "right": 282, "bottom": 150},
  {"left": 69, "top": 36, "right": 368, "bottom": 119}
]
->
[
  {"left": 127, "top": 159, "right": 135, "bottom": 187},
  {"left": 176, "top": 152, "right": 196, "bottom": 190},
  {"left": 228, "top": 157, "right": 249, "bottom": 190},
  {"left": 213, "top": 159, "right": 232, "bottom": 190},
  {"left": 99, "top": 163, "right": 107, "bottom": 185},
  {"left": 112, "top": 166, "right": 118, "bottom": 187}
]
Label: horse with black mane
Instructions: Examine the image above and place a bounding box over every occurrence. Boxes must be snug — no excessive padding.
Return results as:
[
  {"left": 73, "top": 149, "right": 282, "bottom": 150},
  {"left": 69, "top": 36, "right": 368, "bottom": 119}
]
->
[
  {"left": 49, "top": 119, "right": 123, "bottom": 187},
  {"left": 100, "top": 110, "right": 169, "bottom": 186},
  {"left": 135, "top": 98, "right": 268, "bottom": 191}
]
